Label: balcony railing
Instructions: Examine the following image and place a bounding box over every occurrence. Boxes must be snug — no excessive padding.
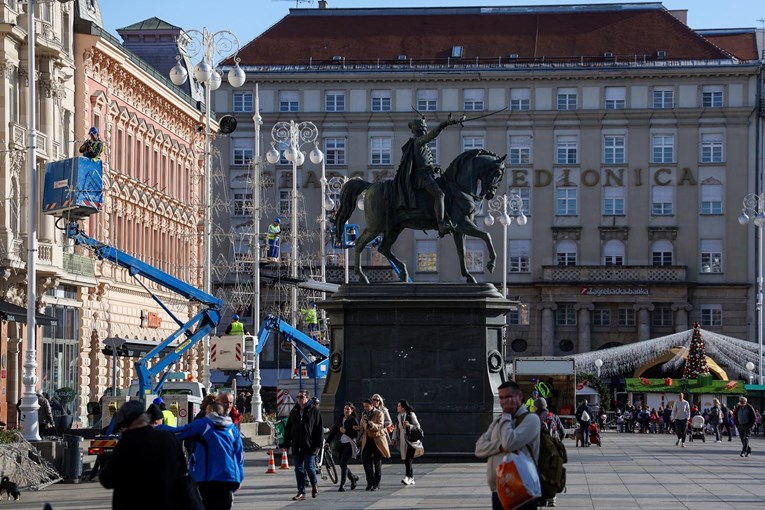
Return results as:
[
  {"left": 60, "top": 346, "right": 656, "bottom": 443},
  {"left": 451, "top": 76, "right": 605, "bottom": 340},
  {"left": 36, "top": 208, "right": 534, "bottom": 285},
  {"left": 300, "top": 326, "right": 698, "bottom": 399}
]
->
[{"left": 542, "top": 265, "right": 686, "bottom": 283}]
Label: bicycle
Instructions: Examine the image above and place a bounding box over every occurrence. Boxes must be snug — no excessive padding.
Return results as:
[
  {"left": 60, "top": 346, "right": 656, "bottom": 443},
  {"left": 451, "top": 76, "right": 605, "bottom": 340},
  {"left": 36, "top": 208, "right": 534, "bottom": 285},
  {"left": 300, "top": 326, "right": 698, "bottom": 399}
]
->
[{"left": 314, "top": 439, "right": 338, "bottom": 484}]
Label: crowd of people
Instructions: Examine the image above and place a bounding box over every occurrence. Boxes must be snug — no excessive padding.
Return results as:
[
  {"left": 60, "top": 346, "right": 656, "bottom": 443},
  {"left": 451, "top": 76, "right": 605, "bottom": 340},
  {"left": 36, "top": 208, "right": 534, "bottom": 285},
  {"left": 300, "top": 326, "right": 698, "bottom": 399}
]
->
[{"left": 281, "top": 391, "right": 424, "bottom": 501}]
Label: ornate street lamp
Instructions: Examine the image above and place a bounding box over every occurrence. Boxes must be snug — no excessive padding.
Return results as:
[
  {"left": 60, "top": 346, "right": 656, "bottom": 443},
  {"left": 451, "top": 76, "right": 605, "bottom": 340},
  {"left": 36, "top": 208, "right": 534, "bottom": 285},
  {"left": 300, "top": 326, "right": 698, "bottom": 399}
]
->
[
  {"left": 169, "top": 28, "right": 246, "bottom": 390},
  {"left": 266, "top": 121, "right": 322, "bottom": 376},
  {"left": 483, "top": 192, "right": 528, "bottom": 298},
  {"left": 739, "top": 193, "right": 765, "bottom": 384},
  {"left": 322, "top": 176, "right": 351, "bottom": 285}
]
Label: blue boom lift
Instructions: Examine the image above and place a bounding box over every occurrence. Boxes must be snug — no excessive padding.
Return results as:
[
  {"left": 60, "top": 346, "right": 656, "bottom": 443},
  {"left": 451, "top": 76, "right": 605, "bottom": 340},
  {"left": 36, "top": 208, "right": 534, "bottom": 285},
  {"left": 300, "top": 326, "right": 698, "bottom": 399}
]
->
[{"left": 42, "top": 157, "right": 223, "bottom": 398}]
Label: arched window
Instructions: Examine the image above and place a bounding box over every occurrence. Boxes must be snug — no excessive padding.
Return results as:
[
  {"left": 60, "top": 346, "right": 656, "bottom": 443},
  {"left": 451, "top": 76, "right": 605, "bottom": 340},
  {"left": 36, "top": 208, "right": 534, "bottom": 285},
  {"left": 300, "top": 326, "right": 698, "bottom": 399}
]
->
[
  {"left": 651, "top": 240, "right": 673, "bottom": 266},
  {"left": 556, "top": 240, "right": 577, "bottom": 266},
  {"left": 603, "top": 240, "right": 625, "bottom": 266}
]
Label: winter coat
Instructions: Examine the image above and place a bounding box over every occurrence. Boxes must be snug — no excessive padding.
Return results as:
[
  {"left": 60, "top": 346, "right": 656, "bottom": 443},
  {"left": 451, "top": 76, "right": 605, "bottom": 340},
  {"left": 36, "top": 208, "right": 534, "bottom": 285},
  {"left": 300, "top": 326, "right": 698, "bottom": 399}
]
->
[
  {"left": 475, "top": 405, "right": 541, "bottom": 493},
  {"left": 360, "top": 408, "right": 391, "bottom": 458},
  {"left": 100, "top": 425, "right": 186, "bottom": 510},
  {"left": 327, "top": 413, "right": 359, "bottom": 444},
  {"left": 395, "top": 411, "right": 424, "bottom": 460},
  {"left": 736, "top": 403, "right": 756, "bottom": 426},
  {"left": 284, "top": 402, "right": 323, "bottom": 455},
  {"left": 174, "top": 412, "right": 244, "bottom": 486}
]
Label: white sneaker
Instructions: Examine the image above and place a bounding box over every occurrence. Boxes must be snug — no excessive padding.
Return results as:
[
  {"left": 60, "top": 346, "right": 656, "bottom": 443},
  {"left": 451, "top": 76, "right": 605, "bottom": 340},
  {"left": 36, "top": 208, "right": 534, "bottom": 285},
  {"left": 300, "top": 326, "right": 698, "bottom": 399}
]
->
[
  {"left": 409, "top": 478, "right": 415, "bottom": 485},
  {"left": 716, "top": 440, "right": 722, "bottom": 443},
  {"left": 681, "top": 443, "right": 686, "bottom": 447}
]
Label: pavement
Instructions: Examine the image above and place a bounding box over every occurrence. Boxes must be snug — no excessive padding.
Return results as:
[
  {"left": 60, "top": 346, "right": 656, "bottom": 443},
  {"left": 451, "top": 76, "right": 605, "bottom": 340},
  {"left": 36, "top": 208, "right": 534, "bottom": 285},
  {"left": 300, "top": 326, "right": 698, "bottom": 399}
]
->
[{"left": 10, "top": 431, "right": 765, "bottom": 509}]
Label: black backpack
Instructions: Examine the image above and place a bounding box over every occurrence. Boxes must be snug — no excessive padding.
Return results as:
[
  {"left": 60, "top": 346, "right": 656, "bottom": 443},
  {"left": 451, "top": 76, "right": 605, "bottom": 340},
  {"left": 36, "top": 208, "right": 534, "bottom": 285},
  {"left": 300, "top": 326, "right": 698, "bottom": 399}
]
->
[{"left": 517, "top": 412, "right": 568, "bottom": 500}]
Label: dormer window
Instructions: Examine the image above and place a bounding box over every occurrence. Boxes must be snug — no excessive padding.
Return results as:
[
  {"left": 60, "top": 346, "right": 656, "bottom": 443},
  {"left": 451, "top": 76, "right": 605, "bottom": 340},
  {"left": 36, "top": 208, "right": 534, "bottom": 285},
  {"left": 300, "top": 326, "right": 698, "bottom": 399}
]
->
[{"left": 451, "top": 46, "right": 463, "bottom": 58}]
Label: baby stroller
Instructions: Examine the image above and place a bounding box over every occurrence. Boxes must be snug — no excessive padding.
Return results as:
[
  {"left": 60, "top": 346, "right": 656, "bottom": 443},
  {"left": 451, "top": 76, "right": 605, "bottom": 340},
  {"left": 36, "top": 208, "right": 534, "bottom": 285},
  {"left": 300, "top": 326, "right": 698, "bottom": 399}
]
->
[
  {"left": 589, "top": 422, "right": 602, "bottom": 447},
  {"left": 687, "top": 415, "right": 706, "bottom": 442}
]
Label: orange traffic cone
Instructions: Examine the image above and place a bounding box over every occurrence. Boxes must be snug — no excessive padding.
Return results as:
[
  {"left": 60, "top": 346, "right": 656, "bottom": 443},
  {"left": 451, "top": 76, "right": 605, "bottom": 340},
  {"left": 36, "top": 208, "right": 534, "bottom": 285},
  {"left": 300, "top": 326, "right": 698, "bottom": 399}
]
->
[
  {"left": 266, "top": 449, "right": 277, "bottom": 474},
  {"left": 279, "top": 448, "right": 291, "bottom": 470}
]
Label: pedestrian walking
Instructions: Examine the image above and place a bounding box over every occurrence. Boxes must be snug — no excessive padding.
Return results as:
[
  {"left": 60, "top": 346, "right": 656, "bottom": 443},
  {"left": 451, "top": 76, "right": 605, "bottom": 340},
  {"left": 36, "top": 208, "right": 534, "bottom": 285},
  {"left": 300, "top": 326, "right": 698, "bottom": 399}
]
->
[
  {"left": 671, "top": 393, "right": 691, "bottom": 447},
  {"left": 720, "top": 403, "right": 733, "bottom": 441},
  {"left": 735, "top": 396, "right": 756, "bottom": 457},
  {"left": 360, "top": 398, "right": 390, "bottom": 491},
  {"left": 710, "top": 399, "right": 723, "bottom": 442},
  {"left": 284, "top": 391, "right": 323, "bottom": 500},
  {"left": 475, "top": 381, "right": 541, "bottom": 510},
  {"left": 174, "top": 401, "right": 244, "bottom": 510},
  {"left": 326, "top": 402, "right": 360, "bottom": 491},
  {"left": 371, "top": 393, "right": 394, "bottom": 434},
  {"left": 394, "top": 400, "right": 424, "bottom": 486},
  {"left": 100, "top": 401, "right": 188, "bottom": 510},
  {"left": 535, "top": 397, "right": 564, "bottom": 508},
  {"left": 575, "top": 400, "right": 592, "bottom": 446}
]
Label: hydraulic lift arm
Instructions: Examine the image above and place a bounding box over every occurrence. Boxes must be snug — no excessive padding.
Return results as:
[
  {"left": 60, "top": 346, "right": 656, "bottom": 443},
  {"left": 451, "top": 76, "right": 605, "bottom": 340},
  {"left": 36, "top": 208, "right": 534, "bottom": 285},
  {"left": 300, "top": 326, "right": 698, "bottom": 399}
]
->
[
  {"left": 64, "top": 221, "right": 223, "bottom": 397},
  {"left": 255, "top": 314, "right": 329, "bottom": 378}
]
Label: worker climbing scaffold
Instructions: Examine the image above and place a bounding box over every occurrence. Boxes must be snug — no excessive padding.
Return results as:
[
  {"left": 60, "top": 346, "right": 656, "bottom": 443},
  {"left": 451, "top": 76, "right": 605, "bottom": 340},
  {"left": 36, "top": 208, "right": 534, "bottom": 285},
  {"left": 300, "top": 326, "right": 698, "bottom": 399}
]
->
[{"left": 300, "top": 302, "right": 319, "bottom": 340}]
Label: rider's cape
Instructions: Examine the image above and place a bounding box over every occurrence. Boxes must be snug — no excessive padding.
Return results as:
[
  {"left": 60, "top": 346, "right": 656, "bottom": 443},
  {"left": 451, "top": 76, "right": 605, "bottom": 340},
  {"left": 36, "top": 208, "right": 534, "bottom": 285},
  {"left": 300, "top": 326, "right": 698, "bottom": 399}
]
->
[{"left": 393, "top": 138, "right": 417, "bottom": 210}]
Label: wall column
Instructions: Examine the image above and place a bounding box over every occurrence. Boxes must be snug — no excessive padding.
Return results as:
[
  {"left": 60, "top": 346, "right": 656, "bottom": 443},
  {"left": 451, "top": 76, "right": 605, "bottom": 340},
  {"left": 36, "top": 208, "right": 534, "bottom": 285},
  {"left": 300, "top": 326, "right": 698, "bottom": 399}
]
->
[
  {"left": 634, "top": 303, "right": 655, "bottom": 341},
  {"left": 576, "top": 303, "right": 594, "bottom": 353},
  {"left": 537, "top": 302, "right": 557, "bottom": 356},
  {"left": 672, "top": 303, "right": 692, "bottom": 332}
]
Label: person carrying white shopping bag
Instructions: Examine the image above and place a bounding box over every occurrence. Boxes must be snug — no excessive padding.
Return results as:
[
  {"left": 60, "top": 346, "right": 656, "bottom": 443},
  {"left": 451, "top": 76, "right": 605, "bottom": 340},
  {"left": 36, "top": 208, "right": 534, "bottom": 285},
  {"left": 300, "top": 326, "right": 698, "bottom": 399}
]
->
[{"left": 475, "top": 381, "right": 541, "bottom": 510}]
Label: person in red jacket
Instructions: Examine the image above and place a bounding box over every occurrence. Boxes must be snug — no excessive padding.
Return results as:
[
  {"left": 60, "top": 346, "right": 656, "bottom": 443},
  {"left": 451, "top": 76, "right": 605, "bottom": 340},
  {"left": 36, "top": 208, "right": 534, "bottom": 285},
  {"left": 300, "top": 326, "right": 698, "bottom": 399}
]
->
[{"left": 218, "top": 392, "right": 241, "bottom": 425}]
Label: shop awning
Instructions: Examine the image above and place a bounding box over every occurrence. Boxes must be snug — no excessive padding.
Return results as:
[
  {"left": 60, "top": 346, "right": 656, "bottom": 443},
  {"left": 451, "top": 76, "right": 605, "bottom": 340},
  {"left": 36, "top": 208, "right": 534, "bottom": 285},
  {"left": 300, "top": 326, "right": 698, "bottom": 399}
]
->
[{"left": 0, "top": 300, "right": 57, "bottom": 326}]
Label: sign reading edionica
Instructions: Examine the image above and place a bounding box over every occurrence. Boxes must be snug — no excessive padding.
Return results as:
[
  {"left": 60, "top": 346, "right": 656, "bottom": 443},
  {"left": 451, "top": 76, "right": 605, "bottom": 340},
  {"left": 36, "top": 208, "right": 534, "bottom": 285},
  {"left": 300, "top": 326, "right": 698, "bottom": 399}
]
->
[{"left": 580, "top": 287, "right": 649, "bottom": 296}]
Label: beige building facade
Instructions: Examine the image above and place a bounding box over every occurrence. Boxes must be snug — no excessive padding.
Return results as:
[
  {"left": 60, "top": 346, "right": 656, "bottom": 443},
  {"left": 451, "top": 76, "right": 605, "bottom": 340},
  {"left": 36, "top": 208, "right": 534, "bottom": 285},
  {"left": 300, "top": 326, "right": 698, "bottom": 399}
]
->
[{"left": 213, "top": 4, "right": 765, "bottom": 367}]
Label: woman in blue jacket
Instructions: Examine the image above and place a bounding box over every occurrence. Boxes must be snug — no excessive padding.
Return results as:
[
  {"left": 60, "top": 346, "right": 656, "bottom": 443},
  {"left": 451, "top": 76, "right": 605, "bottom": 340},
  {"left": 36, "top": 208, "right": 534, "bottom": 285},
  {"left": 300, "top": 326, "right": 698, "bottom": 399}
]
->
[{"left": 175, "top": 401, "right": 244, "bottom": 510}]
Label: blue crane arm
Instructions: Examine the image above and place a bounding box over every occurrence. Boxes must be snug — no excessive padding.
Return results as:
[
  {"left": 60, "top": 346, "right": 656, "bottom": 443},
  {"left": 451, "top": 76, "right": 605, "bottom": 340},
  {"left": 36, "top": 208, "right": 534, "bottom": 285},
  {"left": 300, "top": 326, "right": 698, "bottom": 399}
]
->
[
  {"left": 256, "top": 314, "right": 329, "bottom": 361},
  {"left": 64, "top": 221, "right": 222, "bottom": 396}
]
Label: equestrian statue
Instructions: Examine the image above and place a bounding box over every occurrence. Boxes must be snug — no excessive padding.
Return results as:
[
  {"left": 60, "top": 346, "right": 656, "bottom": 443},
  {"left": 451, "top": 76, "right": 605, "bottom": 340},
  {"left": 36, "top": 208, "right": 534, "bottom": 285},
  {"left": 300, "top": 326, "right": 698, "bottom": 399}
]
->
[{"left": 334, "top": 114, "right": 506, "bottom": 284}]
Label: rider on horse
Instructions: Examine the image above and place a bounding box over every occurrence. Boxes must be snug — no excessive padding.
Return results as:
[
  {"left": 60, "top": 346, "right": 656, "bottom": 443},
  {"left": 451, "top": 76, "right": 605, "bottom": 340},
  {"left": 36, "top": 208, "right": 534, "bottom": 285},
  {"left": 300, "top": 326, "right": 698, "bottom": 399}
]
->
[{"left": 393, "top": 115, "right": 464, "bottom": 237}]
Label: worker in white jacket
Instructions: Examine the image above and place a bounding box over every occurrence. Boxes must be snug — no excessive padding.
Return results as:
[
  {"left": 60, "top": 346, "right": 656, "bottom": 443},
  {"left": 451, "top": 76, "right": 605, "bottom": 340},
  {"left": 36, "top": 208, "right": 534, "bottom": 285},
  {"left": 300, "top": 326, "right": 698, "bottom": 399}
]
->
[{"left": 475, "top": 381, "right": 540, "bottom": 510}]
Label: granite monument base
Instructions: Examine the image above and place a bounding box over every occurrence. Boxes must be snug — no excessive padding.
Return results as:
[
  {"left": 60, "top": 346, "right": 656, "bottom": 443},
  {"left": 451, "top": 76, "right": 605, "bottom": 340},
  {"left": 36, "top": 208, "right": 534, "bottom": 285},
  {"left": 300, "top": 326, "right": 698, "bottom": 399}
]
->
[{"left": 321, "top": 283, "right": 516, "bottom": 455}]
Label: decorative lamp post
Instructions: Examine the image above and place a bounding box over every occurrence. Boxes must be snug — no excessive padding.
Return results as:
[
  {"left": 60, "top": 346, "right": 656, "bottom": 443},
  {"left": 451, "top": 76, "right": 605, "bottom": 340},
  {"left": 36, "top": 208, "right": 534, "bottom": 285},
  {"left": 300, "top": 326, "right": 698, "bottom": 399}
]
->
[
  {"left": 266, "top": 121, "right": 322, "bottom": 376},
  {"left": 483, "top": 192, "right": 527, "bottom": 298},
  {"left": 322, "top": 176, "right": 351, "bottom": 285},
  {"left": 169, "top": 28, "right": 246, "bottom": 390},
  {"left": 249, "top": 84, "right": 263, "bottom": 422},
  {"left": 746, "top": 361, "right": 755, "bottom": 384},
  {"left": 738, "top": 193, "right": 765, "bottom": 384},
  {"left": 594, "top": 358, "right": 604, "bottom": 379},
  {"left": 20, "top": 0, "right": 75, "bottom": 441}
]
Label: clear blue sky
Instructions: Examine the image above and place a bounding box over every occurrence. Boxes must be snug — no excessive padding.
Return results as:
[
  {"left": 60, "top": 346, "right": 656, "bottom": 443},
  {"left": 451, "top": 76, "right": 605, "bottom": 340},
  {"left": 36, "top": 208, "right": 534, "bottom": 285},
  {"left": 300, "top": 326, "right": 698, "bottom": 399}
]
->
[{"left": 102, "top": 0, "right": 765, "bottom": 47}]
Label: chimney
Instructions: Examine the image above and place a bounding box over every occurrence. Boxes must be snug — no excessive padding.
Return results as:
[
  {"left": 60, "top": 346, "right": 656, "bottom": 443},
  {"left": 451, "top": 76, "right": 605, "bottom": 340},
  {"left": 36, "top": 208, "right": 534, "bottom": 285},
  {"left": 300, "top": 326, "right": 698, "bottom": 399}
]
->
[
  {"left": 668, "top": 9, "right": 688, "bottom": 25},
  {"left": 318, "top": 0, "right": 328, "bottom": 9}
]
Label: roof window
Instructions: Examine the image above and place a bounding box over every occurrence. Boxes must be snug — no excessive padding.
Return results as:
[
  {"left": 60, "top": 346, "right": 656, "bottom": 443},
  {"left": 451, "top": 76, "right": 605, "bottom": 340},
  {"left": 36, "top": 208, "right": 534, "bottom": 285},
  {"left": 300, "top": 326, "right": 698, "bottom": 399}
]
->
[
  {"left": 451, "top": 46, "right": 463, "bottom": 58},
  {"left": 656, "top": 50, "right": 667, "bottom": 60}
]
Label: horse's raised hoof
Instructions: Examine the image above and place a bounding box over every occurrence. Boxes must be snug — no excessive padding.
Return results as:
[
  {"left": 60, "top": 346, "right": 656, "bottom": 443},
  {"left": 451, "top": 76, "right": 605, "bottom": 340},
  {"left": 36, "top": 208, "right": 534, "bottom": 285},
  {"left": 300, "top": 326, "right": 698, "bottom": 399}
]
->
[{"left": 486, "top": 261, "right": 496, "bottom": 273}]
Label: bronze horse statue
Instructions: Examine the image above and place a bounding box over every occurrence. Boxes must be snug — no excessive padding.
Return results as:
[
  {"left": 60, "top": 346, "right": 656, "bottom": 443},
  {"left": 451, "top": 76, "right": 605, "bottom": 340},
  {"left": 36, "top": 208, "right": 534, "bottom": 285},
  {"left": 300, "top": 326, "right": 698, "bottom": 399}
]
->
[{"left": 335, "top": 149, "right": 506, "bottom": 284}]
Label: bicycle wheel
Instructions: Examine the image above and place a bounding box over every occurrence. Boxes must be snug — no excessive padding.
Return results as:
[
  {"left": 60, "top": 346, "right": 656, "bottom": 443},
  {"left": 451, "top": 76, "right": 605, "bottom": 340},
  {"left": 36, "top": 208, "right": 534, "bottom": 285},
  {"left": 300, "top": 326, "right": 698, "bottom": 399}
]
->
[{"left": 324, "top": 446, "right": 338, "bottom": 484}]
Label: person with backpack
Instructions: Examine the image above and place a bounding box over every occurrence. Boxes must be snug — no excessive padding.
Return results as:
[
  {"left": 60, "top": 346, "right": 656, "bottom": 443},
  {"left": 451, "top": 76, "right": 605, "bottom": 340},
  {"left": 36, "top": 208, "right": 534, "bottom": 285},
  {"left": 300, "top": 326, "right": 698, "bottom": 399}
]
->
[
  {"left": 575, "top": 400, "right": 592, "bottom": 447},
  {"left": 535, "top": 397, "right": 566, "bottom": 508},
  {"left": 475, "top": 381, "right": 541, "bottom": 510},
  {"left": 710, "top": 399, "right": 723, "bottom": 442}
]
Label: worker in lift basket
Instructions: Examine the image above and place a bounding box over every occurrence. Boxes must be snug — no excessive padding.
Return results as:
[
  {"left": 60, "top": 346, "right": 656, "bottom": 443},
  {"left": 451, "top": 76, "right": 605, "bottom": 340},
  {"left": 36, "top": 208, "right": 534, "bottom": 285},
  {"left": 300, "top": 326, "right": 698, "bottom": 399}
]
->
[
  {"left": 79, "top": 126, "right": 103, "bottom": 160},
  {"left": 225, "top": 313, "right": 249, "bottom": 335},
  {"left": 267, "top": 218, "right": 281, "bottom": 262},
  {"left": 301, "top": 302, "right": 319, "bottom": 340}
]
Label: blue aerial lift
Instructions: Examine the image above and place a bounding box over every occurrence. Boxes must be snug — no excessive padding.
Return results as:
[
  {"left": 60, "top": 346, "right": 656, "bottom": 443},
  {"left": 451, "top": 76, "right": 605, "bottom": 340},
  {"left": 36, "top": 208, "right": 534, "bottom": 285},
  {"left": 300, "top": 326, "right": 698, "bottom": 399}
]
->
[{"left": 42, "top": 157, "right": 223, "bottom": 399}]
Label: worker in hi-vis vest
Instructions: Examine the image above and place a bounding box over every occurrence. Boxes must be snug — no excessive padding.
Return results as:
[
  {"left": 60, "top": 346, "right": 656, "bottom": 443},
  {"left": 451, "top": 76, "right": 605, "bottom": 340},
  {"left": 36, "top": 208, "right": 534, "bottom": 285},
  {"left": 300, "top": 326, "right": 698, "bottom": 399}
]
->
[
  {"left": 225, "top": 313, "right": 249, "bottom": 335},
  {"left": 267, "top": 218, "right": 281, "bottom": 262},
  {"left": 301, "top": 302, "right": 319, "bottom": 339}
]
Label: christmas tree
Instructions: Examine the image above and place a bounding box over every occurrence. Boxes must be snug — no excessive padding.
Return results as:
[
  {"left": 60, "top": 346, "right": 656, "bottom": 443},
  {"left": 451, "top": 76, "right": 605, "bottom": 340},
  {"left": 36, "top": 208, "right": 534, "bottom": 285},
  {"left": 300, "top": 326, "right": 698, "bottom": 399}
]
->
[{"left": 683, "top": 322, "right": 710, "bottom": 379}]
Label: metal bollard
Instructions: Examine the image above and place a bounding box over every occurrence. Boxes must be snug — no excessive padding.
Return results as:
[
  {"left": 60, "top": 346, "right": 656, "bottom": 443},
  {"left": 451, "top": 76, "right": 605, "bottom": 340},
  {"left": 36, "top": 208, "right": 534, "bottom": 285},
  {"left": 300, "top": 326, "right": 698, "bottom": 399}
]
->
[{"left": 62, "top": 434, "right": 83, "bottom": 483}]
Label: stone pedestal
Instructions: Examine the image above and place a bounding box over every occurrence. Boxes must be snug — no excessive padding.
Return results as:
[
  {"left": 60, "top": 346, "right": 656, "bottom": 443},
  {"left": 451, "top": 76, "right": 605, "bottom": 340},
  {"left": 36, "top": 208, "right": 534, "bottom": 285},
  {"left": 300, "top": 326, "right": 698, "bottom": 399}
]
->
[{"left": 321, "top": 283, "right": 515, "bottom": 455}]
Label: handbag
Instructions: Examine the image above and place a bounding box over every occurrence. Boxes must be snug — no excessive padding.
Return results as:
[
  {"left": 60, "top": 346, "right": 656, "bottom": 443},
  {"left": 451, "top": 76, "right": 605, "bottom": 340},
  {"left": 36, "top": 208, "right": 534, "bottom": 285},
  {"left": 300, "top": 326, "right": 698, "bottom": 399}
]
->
[
  {"left": 495, "top": 452, "right": 541, "bottom": 510},
  {"left": 580, "top": 410, "right": 591, "bottom": 422},
  {"left": 406, "top": 427, "right": 424, "bottom": 442},
  {"left": 175, "top": 474, "right": 205, "bottom": 510}
]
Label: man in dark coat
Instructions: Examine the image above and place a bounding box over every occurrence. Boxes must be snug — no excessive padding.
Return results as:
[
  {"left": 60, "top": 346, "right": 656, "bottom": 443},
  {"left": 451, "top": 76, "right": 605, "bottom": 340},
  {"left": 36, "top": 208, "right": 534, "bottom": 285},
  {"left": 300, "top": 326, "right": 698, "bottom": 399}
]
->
[
  {"left": 99, "top": 401, "right": 187, "bottom": 510},
  {"left": 735, "top": 396, "right": 756, "bottom": 457},
  {"left": 283, "top": 390, "right": 323, "bottom": 501},
  {"left": 392, "top": 115, "right": 462, "bottom": 236}
]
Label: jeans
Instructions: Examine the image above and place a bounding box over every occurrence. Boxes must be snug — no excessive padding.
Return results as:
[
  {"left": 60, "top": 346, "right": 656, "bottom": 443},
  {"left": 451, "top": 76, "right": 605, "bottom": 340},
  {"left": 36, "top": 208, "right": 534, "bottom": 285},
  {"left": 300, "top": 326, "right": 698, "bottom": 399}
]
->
[
  {"left": 338, "top": 442, "right": 356, "bottom": 485},
  {"left": 362, "top": 440, "right": 382, "bottom": 487},
  {"left": 738, "top": 424, "right": 752, "bottom": 454},
  {"left": 403, "top": 443, "right": 415, "bottom": 478},
  {"left": 675, "top": 419, "right": 688, "bottom": 443},
  {"left": 580, "top": 421, "right": 590, "bottom": 445},
  {"left": 293, "top": 451, "right": 317, "bottom": 494},
  {"left": 713, "top": 422, "right": 721, "bottom": 441},
  {"left": 267, "top": 239, "right": 279, "bottom": 259}
]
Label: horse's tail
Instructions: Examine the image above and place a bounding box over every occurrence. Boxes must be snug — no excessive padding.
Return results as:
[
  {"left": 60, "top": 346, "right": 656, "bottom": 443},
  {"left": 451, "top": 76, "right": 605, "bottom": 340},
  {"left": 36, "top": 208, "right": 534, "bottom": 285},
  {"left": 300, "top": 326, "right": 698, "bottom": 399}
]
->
[{"left": 335, "top": 178, "right": 372, "bottom": 245}]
